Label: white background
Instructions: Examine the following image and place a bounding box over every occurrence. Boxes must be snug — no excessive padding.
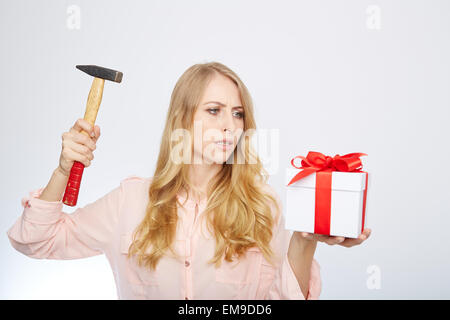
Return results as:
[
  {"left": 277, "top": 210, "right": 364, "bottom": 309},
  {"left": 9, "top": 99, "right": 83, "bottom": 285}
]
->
[{"left": 1, "top": 0, "right": 449, "bottom": 299}]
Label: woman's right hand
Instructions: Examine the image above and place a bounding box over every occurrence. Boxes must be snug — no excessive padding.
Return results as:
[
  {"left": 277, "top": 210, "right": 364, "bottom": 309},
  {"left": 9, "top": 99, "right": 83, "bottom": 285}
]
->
[{"left": 58, "top": 118, "right": 101, "bottom": 177}]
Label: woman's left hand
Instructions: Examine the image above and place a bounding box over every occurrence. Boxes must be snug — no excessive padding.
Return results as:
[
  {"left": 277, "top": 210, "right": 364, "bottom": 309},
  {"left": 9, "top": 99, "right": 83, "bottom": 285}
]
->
[{"left": 294, "top": 228, "right": 372, "bottom": 248}]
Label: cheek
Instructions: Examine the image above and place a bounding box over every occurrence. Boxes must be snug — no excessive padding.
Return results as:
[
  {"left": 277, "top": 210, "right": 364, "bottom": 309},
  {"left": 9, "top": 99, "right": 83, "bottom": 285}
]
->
[
  {"left": 234, "top": 126, "right": 244, "bottom": 141},
  {"left": 200, "top": 128, "right": 219, "bottom": 153},
  {"left": 191, "top": 123, "right": 215, "bottom": 153}
]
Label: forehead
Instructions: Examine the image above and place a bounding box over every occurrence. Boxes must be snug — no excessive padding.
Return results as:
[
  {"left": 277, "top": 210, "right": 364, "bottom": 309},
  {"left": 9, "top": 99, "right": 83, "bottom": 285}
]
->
[{"left": 200, "top": 73, "right": 242, "bottom": 105}]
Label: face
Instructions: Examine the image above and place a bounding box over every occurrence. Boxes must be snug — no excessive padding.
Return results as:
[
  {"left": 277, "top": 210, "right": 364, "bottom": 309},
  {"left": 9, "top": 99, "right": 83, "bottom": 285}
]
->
[{"left": 192, "top": 73, "right": 245, "bottom": 165}]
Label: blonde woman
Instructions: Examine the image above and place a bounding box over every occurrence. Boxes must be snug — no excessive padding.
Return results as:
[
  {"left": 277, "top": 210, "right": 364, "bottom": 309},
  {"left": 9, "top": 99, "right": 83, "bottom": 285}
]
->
[{"left": 7, "top": 62, "right": 371, "bottom": 300}]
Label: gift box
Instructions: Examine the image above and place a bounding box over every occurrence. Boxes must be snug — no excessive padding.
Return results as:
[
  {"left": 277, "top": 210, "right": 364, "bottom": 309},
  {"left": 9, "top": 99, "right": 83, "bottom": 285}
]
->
[{"left": 285, "top": 152, "right": 369, "bottom": 239}]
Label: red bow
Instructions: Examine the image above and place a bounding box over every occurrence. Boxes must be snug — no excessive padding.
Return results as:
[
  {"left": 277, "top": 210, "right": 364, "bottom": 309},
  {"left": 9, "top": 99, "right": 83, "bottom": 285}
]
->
[{"left": 287, "top": 151, "right": 367, "bottom": 186}]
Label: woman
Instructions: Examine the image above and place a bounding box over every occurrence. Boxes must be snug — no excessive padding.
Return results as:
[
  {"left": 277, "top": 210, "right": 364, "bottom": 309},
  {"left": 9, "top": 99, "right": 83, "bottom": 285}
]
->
[{"left": 7, "top": 61, "right": 371, "bottom": 299}]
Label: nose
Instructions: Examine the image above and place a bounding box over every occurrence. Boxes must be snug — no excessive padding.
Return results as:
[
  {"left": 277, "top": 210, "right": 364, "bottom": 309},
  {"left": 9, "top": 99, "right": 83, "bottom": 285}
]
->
[{"left": 220, "top": 109, "right": 236, "bottom": 135}]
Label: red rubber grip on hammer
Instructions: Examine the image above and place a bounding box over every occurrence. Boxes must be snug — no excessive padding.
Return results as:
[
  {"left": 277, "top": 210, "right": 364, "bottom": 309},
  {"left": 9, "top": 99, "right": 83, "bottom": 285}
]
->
[{"left": 62, "top": 161, "right": 85, "bottom": 206}]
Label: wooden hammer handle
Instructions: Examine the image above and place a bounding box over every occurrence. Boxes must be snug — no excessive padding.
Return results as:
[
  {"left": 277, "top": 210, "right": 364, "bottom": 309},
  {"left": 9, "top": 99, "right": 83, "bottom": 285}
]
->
[{"left": 63, "top": 77, "right": 105, "bottom": 206}]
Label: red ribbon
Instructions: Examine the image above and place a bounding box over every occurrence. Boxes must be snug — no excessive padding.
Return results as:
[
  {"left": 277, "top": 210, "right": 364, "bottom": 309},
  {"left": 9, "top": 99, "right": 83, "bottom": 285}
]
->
[{"left": 287, "top": 151, "right": 368, "bottom": 235}]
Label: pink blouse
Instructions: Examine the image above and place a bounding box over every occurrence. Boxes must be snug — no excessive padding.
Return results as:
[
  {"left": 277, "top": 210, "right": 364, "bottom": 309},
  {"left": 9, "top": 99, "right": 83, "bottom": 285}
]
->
[{"left": 6, "top": 175, "right": 321, "bottom": 299}]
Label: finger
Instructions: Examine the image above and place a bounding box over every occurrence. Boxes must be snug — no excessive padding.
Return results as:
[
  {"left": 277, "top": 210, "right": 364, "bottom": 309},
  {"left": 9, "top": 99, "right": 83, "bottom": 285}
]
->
[
  {"left": 70, "top": 118, "right": 94, "bottom": 136},
  {"left": 315, "top": 234, "right": 345, "bottom": 245},
  {"left": 339, "top": 236, "right": 366, "bottom": 248},
  {"left": 312, "top": 234, "right": 328, "bottom": 242},
  {"left": 70, "top": 131, "right": 97, "bottom": 151},
  {"left": 302, "top": 232, "right": 314, "bottom": 240},
  {"left": 65, "top": 140, "right": 94, "bottom": 160},
  {"left": 313, "top": 234, "right": 337, "bottom": 245},
  {"left": 300, "top": 232, "right": 312, "bottom": 240},
  {"left": 362, "top": 228, "right": 372, "bottom": 239},
  {"left": 62, "top": 148, "right": 91, "bottom": 167},
  {"left": 332, "top": 236, "right": 346, "bottom": 244}
]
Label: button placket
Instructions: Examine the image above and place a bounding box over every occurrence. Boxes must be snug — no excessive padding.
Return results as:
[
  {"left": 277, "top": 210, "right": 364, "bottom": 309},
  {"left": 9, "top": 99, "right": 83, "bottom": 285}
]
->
[{"left": 184, "top": 201, "right": 200, "bottom": 300}]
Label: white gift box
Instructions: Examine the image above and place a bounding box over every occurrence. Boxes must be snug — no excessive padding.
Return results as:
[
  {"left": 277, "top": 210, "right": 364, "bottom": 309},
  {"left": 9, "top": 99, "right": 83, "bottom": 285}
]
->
[{"left": 285, "top": 167, "right": 369, "bottom": 238}]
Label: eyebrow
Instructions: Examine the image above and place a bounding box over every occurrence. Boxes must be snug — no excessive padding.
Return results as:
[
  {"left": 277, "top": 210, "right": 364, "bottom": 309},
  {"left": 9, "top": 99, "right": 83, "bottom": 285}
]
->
[{"left": 203, "top": 101, "right": 243, "bottom": 109}]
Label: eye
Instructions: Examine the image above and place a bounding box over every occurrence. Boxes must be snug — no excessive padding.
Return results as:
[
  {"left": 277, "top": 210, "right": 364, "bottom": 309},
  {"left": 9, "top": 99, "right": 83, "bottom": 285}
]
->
[
  {"left": 207, "top": 108, "right": 219, "bottom": 115},
  {"left": 233, "top": 111, "right": 244, "bottom": 119}
]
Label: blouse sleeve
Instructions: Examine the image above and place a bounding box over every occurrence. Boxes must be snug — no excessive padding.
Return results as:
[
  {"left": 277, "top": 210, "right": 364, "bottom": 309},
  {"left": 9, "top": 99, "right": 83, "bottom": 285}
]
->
[
  {"left": 6, "top": 179, "right": 126, "bottom": 260},
  {"left": 255, "top": 184, "right": 322, "bottom": 300}
]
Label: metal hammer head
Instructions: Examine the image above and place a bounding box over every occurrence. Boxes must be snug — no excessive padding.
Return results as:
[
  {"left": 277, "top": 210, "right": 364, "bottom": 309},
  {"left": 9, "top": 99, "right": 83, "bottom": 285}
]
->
[{"left": 76, "top": 65, "right": 123, "bottom": 83}]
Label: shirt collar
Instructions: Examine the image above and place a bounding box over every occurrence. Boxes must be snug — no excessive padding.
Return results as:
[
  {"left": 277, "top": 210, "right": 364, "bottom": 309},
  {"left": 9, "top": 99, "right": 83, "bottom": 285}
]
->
[{"left": 176, "top": 193, "right": 208, "bottom": 209}]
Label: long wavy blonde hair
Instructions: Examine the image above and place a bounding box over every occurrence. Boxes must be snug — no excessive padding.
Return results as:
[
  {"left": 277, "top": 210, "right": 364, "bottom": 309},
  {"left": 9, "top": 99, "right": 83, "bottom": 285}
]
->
[{"left": 127, "top": 61, "right": 281, "bottom": 270}]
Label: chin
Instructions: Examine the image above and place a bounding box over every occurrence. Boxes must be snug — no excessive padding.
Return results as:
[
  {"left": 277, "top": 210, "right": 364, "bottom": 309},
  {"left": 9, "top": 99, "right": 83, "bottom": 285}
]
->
[{"left": 205, "top": 153, "right": 233, "bottom": 165}]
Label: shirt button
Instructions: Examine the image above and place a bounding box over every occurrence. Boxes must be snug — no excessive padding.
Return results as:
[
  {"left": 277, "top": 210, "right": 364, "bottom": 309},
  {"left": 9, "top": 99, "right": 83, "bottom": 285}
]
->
[{"left": 185, "top": 260, "right": 190, "bottom": 267}]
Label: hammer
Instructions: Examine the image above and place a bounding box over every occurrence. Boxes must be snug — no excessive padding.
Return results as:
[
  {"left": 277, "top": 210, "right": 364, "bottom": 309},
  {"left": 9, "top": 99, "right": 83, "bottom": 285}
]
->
[{"left": 63, "top": 65, "right": 123, "bottom": 207}]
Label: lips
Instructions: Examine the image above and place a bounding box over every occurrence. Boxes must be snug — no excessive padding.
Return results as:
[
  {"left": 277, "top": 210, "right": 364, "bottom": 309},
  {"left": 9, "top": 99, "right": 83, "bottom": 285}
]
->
[
  {"left": 215, "top": 139, "right": 234, "bottom": 145},
  {"left": 214, "top": 139, "right": 234, "bottom": 151}
]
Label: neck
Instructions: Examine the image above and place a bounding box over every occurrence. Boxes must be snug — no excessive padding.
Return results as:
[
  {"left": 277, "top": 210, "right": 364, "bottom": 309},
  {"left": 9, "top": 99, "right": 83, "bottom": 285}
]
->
[{"left": 184, "top": 163, "right": 222, "bottom": 202}]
